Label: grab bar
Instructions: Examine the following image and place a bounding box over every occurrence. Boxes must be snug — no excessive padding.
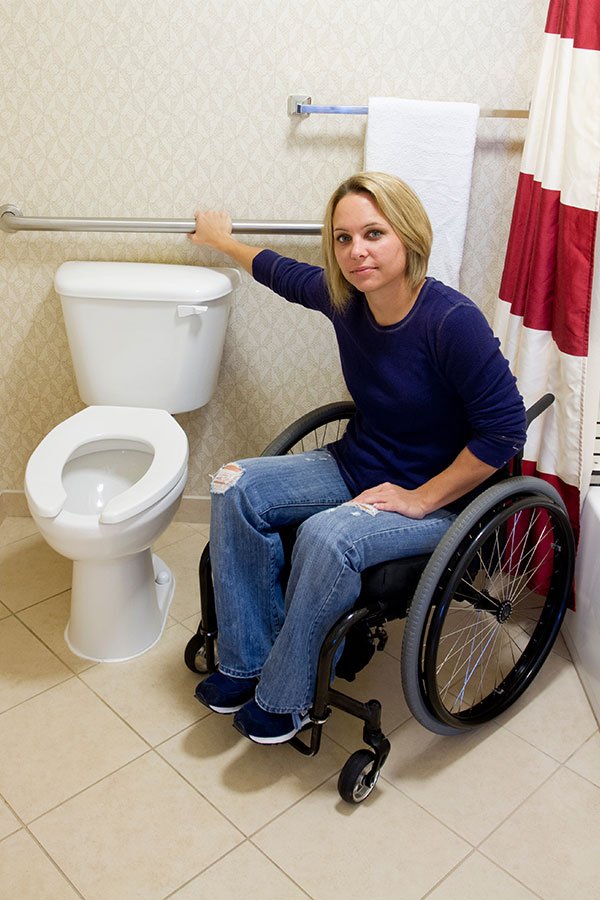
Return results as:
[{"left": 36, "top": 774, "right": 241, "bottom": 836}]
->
[
  {"left": 288, "top": 95, "right": 529, "bottom": 119},
  {"left": 0, "top": 205, "right": 323, "bottom": 236}
]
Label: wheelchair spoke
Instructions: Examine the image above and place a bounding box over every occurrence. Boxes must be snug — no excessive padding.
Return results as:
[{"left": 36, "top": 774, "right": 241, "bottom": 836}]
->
[
  {"left": 414, "top": 493, "right": 573, "bottom": 728},
  {"left": 438, "top": 615, "right": 520, "bottom": 711},
  {"left": 438, "top": 609, "right": 535, "bottom": 714},
  {"left": 438, "top": 605, "right": 529, "bottom": 711},
  {"left": 504, "top": 521, "right": 552, "bottom": 608},
  {"left": 461, "top": 620, "right": 506, "bottom": 710},
  {"left": 440, "top": 617, "right": 501, "bottom": 711},
  {"left": 437, "top": 612, "right": 496, "bottom": 674},
  {"left": 274, "top": 410, "right": 353, "bottom": 456}
]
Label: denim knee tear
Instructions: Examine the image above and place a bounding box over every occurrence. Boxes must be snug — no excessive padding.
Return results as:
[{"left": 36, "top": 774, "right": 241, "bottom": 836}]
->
[
  {"left": 210, "top": 462, "right": 245, "bottom": 494},
  {"left": 342, "top": 500, "right": 380, "bottom": 517}
]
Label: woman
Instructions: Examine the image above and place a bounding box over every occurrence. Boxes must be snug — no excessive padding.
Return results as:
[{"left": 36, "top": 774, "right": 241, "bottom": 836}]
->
[{"left": 188, "top": 172, "right": 527, "bottom": 745}]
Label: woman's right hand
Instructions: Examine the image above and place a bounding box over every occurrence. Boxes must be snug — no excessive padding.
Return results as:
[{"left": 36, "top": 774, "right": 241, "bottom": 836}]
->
[
  {"left": 188, "top": 210, "right": 233, "bottom": 249},
  {"left": 187, "top": 209, "right": 264, "bottom": 275}
]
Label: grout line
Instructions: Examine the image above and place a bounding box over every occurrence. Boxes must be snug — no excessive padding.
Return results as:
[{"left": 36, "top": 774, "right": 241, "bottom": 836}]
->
[
  {"left": 9, "top": 585, "right": 73, "bottom": 616},
  {"left": 153, "top": 738, "right": 249, "bottom": 838},
  {"left": 18, "top": 827, "right": 87, "bottom": 899},
  {"left": 25, "top": 748, "right": 155, "bottom": 828},
  {"left": 420, "top": 848, "right": 479, "bottom": 898},
  {"left": 475, "top": 763, "right": 562, "bottom": 856},
  {"left": 247, "top": 839, "right": 316, "bottom": 898},
  {"left": 420, "top": 847, "right": 545, "bottom": 899}
]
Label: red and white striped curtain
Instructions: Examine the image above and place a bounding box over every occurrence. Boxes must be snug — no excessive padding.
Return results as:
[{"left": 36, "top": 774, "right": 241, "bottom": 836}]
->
[{"left": 494, "top": 0, "right": 600, "bottom": 544}]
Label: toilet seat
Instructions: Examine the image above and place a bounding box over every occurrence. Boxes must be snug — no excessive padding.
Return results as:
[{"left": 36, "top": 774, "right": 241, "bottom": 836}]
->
[{"left": 25, "top": 406, "right": 188, "bottom": 525}]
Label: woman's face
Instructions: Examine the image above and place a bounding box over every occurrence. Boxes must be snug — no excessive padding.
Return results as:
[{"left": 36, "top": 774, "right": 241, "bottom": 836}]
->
[{"left": 332, "top": 192, "right": 409, "bottom": 298}]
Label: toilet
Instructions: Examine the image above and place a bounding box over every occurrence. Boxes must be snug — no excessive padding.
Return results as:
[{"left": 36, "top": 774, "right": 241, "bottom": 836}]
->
[{"left": 25, "top": 261, "right": 239, "bottom": 662}]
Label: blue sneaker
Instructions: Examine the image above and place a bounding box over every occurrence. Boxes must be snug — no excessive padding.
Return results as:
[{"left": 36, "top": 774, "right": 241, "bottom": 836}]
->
[
  {"left": 195, "top": 671, "right": 257, "bottom": 714},
  {"left": 233, "top": 698, "right": 310, "bottom": 744}
]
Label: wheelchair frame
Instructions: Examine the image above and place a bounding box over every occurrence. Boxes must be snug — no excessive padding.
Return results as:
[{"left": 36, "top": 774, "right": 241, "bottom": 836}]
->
[{"left": 184, "top": 393, "right": 575, "bottom": 803}]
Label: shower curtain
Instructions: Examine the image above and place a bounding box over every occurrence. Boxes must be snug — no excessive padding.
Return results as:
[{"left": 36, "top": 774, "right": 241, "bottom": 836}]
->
[{"left": 494, "top": 0, "right": 600, "bottom": 545}]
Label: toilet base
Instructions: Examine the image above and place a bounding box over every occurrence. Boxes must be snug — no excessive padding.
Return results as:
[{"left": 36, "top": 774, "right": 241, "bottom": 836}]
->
[{"left": 65, "top": 549, "right": 174, "bottom": 663}]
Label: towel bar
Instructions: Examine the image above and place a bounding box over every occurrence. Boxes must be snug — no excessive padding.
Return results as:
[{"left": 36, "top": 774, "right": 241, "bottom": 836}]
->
[
  {"left": 288, "top": 95, "right": 529, "bottom": 119},
  {"left": 0, "top": 205, "right": 323, "bottom": 236}
]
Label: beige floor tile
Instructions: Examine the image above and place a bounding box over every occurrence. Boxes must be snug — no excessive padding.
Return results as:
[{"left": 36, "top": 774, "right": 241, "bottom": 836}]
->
[
  {"left": 254, "top": 776, "right": 469, "bottom": 900},
  {"left": 0, "top": 800, "right": 20, "bottom": 841},
  {"left": 552, "top": 628, "right": 572, "bottom": 661},
  {"left": 154, "top": 520, "right": 198, "bottom": 551},
  {"left": 566, "top": 732, "right": 600, "bottom": 788},
  {"left": 31, "top": 753, "right": 242, "bottom": 900},
  {"left": 158, "top": 713, "right": 348, "bottom": 836},
  {"left": 17, "top": 590, "right": 96, "bottom": 674},
  {"left": 80, "top": 623, "right": 208, "bottom": 745},
  {"left": 379, "top": 616, "right": 406, "bottom": 660},
  {"left": 498, "top": 652, "right": 597, "bottom": 762},
  {"left": 186, "top": 522, "right": 210, "bottom": 536},
  {"left": 428, "top": 851, "right": 538, "bottom": 898},
  {"left": 0, "top": 602, "right": 9, "bottom": 621},
  {"left": 382, "top": 717, "right": 557, "bottom": 844},
  {"left": 0, "top": 678, "right": 147, "bottom": 822},
  {"left": 481, "top": 767, "right": 600, "bottom": 899},
  {"left": 0, "top": 830, "right": 80, "bottom": 900},
  {"left": 0, "top": 617, "right": 71, "bottom": 713},
  {"left": 170, "top": 841, "right": 306, "bottom": 899},
  {"left": 181, "top": 612, "right": 202, "bottom": 634},
  {"left": 0, "top": 532, "right": 72, "bottom": 612},
  {"left": 326, "top": 649, "right": 411, "bottom": 752},
  {"left": 157, "top": 533, "right": 204, "bottom": 622},
  {"left": 0, "top": 516, "right": 38, "bottom": 548}
]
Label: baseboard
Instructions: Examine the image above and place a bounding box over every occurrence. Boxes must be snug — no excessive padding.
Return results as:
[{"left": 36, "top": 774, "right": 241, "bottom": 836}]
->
[{"left": 0, "top": 490, "right": 211, "bottom": 525}]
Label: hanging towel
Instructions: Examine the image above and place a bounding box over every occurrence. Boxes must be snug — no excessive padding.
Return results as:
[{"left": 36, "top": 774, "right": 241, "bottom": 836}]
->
[{"left": 364, "top": 98, "right": 480, "bottom": 288}]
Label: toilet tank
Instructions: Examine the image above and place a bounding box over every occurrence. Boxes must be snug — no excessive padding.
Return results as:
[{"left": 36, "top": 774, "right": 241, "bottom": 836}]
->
[{"left": 55, "top": 261, "right": 240, "bottom": 414}]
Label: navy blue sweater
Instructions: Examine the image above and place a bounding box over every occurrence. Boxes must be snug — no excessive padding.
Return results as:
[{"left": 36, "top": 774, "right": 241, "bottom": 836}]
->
[{"left": 253, "top": 250, "right": 527, "bottom": 504}]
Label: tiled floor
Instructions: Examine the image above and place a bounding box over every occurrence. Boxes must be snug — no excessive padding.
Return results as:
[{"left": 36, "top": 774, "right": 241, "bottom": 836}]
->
[{"left": 1, "top": 514, "right": 600, "bottom": 899}]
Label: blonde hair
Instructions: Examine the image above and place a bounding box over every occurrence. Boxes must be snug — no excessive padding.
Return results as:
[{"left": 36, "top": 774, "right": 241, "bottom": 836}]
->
[{"left": 321, "top": 172, "right": 432, "bottom": 311}]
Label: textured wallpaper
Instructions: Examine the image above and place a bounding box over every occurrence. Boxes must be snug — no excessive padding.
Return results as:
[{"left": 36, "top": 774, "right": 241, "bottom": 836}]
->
[{"left": 0, "top": 0, "right": 547, "bottom": 499}]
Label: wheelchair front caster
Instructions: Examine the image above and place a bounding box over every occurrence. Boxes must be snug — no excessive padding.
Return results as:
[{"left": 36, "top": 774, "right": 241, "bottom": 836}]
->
[
  {"left": 337, "top": 750, "right": 381, "bottom": 804},
  {"left": 184, "top": 634, "right": 217, "bottom": 674}
]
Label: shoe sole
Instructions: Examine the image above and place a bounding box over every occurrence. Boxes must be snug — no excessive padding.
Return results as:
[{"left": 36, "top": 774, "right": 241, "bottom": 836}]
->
[
  {"left": 234, "top": 715, "right": 311, "bottom": 744},
  {"left": 208, "top": 701, "right": 247, "bottom": 714},
  {"left": 195, "top": 692, "right": 251, "bottom": 715}
]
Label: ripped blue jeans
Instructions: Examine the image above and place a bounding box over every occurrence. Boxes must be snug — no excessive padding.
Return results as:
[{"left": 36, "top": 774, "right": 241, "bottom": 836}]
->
[{"left": 209, "top": 450, "right": 455, "bottom": 720}]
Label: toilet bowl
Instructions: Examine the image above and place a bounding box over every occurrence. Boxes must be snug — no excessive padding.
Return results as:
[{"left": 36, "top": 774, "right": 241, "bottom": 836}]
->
[
  {"left": 26, "top": 406, "right": 188, "bottom": 662},
  {"left": 25, "top": 261, "right": 239, "bottom": 662}
]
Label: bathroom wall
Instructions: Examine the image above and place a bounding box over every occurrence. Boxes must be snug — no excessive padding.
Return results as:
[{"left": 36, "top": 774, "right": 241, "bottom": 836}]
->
[{"left": 0, "top": 0, "right": 547, "bottom": 507}]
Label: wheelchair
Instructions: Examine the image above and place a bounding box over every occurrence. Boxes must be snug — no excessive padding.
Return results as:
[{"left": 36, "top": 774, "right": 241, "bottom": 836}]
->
[{"left": 184, "top": 393, "right": 575, "bottom": 803}]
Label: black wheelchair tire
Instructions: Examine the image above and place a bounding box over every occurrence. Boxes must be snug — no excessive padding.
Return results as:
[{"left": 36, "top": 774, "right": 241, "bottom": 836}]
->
[
  {"left": 261, "top": 401, "right": 356, "bottom": 456},
  {"left": 401, "top": 476, "right": 574, "bottom": 736},
  {"left": 184, "top": 633, "right": 211, "bottom": 674},
  {"left": 337, "top": 749, "right": 380, "bottom": 803}
]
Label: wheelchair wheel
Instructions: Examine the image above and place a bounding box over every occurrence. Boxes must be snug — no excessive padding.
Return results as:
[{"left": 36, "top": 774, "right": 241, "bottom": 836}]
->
[
  {"left": 184, "top": 633, "right": 218, "bottom": 674},
  {"left": 337, "top": 750, "right": 380, "bottom": 804},
  {"left": 261, "top": 401, "right": 355, "bottom": 456},
  {"left": 401, "top": 477, "right": 575, "bottom": 735}
]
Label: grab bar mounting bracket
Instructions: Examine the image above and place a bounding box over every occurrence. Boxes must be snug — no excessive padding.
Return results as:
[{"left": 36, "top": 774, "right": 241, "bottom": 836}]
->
[
  {"left": 0, "top": 205, "right": 22, "bottom": 233},
  {"left": 288, "top": 94, "right": 311, "bottom": 118}
]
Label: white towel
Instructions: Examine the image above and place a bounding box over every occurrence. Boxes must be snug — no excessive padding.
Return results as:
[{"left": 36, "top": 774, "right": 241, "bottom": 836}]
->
[{"left": 364, "top": 98, "right": 480, "bottom": 288}]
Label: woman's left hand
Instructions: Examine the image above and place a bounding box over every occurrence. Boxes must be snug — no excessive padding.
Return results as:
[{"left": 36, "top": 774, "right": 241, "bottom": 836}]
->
[{"left": 352, "top": 483, "right": 430, "bottom": 519}]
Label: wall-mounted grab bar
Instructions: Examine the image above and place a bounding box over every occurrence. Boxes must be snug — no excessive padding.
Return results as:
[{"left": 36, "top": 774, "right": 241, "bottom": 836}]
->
[
  {"left": 0, "top": 205, "right": 323, "bottom": 236},
  {"left": 287, "top": 95, "right": 529, "bottom": 119}
]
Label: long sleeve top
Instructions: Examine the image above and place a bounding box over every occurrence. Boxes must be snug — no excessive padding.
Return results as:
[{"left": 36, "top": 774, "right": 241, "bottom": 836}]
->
[{"left": 252, "top": 249, "right": 527, "bottom": 508}]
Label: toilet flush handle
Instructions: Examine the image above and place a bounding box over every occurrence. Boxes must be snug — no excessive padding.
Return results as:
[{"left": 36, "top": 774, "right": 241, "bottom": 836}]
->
[{"left": 177, "top": 304, "right": 209, "bottom": 317}]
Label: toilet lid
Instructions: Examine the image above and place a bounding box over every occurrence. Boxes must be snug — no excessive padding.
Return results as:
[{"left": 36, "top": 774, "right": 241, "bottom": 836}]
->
[{"left": 25, "top": 407, "right": 188, "bottom": 524}]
